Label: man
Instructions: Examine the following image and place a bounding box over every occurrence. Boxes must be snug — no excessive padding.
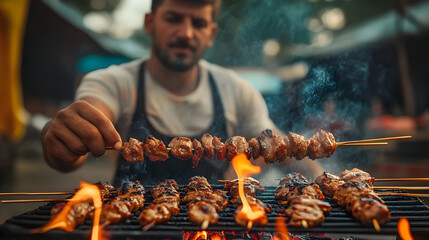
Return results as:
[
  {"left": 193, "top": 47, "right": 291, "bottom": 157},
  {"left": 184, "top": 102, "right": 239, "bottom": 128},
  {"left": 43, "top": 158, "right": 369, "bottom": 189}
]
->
[{"left": 42, "top": 0, "right": 322, "bottom": 186}]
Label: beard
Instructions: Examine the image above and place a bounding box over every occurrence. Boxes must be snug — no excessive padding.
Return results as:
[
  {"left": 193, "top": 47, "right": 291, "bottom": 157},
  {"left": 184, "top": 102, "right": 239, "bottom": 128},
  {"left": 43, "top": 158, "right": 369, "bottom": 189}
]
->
[{"left": 153, "top": 38, "right": 204, "bottom": 72}]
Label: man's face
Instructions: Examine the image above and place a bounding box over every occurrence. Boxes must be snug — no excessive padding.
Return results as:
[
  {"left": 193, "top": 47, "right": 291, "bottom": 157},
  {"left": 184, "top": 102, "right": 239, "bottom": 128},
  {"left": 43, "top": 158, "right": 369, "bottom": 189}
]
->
[{"left": 145, "top": 0, "right": 218, "bottom": 72}]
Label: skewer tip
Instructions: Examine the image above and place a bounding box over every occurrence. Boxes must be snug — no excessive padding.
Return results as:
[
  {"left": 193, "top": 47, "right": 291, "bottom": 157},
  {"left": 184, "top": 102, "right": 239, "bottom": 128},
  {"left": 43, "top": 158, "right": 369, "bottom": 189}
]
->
[
  {"left": 301, "top": 220, "right": 308, "bottom": 229},
  {"left": 372, "top": 218, "right": 381, "bottom": 232},
  {"left": 247, "top": 220, "right": 253, "bottom": 230},
  {"left": 201, "top": 219, "right": 209, "bottom": 230},
  {"left": 142, "top": 221, "right": 156, "bottom": 231}
]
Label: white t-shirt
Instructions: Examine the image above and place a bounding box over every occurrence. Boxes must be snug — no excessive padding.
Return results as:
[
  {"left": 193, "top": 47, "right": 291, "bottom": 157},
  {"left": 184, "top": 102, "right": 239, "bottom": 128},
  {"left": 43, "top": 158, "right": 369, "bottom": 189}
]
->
[{"left": 76, "top": 58, "right": 275, "bottom": 141}]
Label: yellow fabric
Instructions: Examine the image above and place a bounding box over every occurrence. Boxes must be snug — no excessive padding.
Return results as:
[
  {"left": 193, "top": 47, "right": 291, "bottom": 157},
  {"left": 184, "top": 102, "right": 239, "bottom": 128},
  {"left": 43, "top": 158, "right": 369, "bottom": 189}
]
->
[{"left": 0, "top": 0, "right": 29, "bottom": 141}]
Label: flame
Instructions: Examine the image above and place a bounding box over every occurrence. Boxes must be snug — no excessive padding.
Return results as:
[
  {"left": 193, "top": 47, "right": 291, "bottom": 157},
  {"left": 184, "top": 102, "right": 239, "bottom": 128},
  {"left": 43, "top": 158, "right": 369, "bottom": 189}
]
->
[
  {"left": 31, "top": 182, "right": 104, "bottom": 240},
  {"left": 398, "top": 218, "right": 414, "bottom": 240},
  {"left": 274, "top": 215, "right": 290, "bottom": 240},
  {"left": 231, "top": 154, "right": 264, "bottom": 225},
  {"left": 183, "top": 231, "right": 226, "bottom": 240}
]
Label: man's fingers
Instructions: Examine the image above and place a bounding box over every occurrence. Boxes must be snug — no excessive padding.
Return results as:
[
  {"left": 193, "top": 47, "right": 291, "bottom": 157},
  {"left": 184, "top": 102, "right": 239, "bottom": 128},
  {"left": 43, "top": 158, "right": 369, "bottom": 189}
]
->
[
  {"left": 51, "top": 120, "right": 89, "bottom": 156},
  {"left": 75, "top": 101, "right": 122, "bottom": 149},
  {"left": 44, "top": 132, "right": 82, "bottom": 164}
]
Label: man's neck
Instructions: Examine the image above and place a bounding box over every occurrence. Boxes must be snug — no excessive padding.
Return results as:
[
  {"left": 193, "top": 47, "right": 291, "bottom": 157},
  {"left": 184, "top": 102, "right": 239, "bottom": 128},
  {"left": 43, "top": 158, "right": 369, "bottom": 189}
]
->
[{"left": 146, "top": 58, "right": 199, "bottom": 96}]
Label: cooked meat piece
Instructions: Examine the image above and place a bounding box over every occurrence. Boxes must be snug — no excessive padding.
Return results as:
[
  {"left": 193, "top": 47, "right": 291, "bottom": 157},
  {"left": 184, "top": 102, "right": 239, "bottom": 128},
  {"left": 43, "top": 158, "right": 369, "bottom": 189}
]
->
[
  {"left": 138, "top": 204, "right": 171, "bottom": 226},
  {"left": 248, "top": 137, "right": 261, "bottom": 159},
  {"left": 201, "top": 133, "right": 214, "bottom": 160},
  {"left": 101, "top": 181, "right": 145, "bottom": 226},
  {"left": 143, "top": 136, "right": 169, "bottom": 161},
  {"left": 138, "top": 180, "right": 180, "bottom": 227},
  {"left": 183, "top": 176, "right": 228, "bottom": 228},
  {"left": 333, "top": 182, "right": 382, "bottom": 206},
  {"left": 307, "top": 129, "right": 337, "bottom": 159},
  {"left": 50, "top": 182, "right": 114, "bottom": 231},
  {"left": 347, "top": 198, "right": 391, "bottom": 226},
  {"left": 259, "top": 129, "right": 287, "bottom": 163},
  {"left": 275, "top": 183, "right": 324, "bottom": 201},
  {"left": 213, "top": 137, "right": 226, "bottom": 160},
  {"left": 340, "top": 168, "right": 375, "bottom": 187},
  {"left": 286, "top": 132, "right": 309, "bottom": 160},
  {"left": 284, "top": 196, "right": 331, "bottom": 227},
  {"left": 234, "top": 203, "right": 268, "bottom": 227},
  {"left": 278, "top": 172, "right": 309, "bottom": 187},
  {"left": 122, "top": 137, "right": 144, "bottom": 162},
  {"left": 188, "top": 201, "right": 219, "bottom": 226},
  {"left": 168, "top": 137, "right": 193, "bottom": 160},
  {"left": 225, "top": 136, "right": 251, "bottom": 161},
  {"left": 222, "top": 177, "right": 263, "bottom": 192},
  {"left": 315, "top": 172, "right": 345, "bottom": 197},
  {"left": 192, "top": 139, "right": 204, "bottom": 168}
]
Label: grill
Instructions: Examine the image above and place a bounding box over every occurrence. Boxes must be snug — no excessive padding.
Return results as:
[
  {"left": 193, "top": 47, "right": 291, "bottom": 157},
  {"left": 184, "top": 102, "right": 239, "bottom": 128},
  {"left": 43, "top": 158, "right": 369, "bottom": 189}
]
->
[{"left": 1, "top": 185, "right": 429, "bottom": 239}]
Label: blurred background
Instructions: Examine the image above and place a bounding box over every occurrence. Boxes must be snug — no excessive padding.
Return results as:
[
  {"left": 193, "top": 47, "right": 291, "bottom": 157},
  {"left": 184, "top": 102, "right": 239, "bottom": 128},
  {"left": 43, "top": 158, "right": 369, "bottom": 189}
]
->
[{"left": 1, "top": 0, "right": 429, "bottom": 223}]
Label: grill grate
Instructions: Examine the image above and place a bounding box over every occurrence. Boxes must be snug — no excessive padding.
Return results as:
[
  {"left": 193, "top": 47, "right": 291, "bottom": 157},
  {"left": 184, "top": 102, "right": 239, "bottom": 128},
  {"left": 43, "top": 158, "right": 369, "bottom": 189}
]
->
[{"left": 1, "top": 185, "right": 429, "bottom": 239}]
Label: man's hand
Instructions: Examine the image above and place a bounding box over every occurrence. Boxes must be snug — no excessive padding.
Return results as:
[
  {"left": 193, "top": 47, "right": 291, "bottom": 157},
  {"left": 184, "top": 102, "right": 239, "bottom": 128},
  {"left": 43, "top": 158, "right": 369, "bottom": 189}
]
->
[{"left": 41, "top": 100, "right": 122, "bottom": 172}]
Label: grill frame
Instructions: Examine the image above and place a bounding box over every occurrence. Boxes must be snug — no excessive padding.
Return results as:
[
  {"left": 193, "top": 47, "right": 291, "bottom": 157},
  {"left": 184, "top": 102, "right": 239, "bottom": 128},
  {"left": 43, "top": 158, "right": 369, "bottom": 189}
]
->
[{"left": 1, "top": 185, "right": 429, "bottom": 239}]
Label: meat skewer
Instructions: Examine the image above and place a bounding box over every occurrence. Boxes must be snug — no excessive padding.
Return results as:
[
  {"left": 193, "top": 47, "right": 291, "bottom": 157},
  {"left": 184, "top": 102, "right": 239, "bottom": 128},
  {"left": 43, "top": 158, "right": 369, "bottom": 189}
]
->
[
  {"left": 275, "top": 172, "right": 331, "bottom": 228},
  {"left": 182, "top": 176, "right": 228, "bottom": 229},
  {"left": 222, "top": 177, "right": 272, "bottom": 229},
  {"left": 120, "top": 129, "right": 409, "bottom": 166},
  {"left": 138, "top": 179, "right": 180, "bottom": 230},
  {"left": 99, "top": 181, "right": 146, "bottom": 227},
  {"left": 315, "top": 169, "right": 391, "bottom": 230},
  {"left": 49, "top": 182, "right": 114, "bottom": 231}
]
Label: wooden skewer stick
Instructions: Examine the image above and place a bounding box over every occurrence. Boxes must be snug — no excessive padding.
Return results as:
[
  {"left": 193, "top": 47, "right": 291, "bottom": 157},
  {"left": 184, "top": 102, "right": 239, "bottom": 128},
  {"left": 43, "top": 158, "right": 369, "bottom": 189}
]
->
[
  {"left": 340, "top": 142, "right": 388, "bottom": 146},
  {"left": 372, "top": 219, "right": 381, "bottom": 232},
  {"left": 142, "top": 221, "right": 156, "bottom": 231},
  {"left": 373, "top": 186, "right": 429, "bottom": 190},
  {"left": 247, "top": 220, "right": 253, "bottom": 230},
  {"left": 375, "top": 178, "right": 429, "bottom": 181},
  {"left": 277, "top": 201, "right": 288, "bottom": 205},
  {"left": 0, "top": 192, "right": 73, "bottom": 196},
  {"left": 336, "top": 136, "right": 412, "bottom": 146},
  {"left": 1, "top": 199, "right": 71, "bottom": 203},
  {"left": 377, "top": 193, "right": 429, "bottom": 197},
  {"left": 1, "top": 198, "right": 111, "bottom": 203},
  {"left": 201, "top": 219, "right": 210, "bottom": 230},
  {"left": 301, "top": 220, "right": 308, "bottom": 228}
]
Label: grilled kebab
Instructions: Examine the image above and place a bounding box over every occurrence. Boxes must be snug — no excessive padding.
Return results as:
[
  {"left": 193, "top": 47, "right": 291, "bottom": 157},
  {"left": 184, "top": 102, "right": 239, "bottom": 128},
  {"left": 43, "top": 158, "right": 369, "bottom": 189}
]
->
[
  {"left": 275, "top": 173, "right": 331, "bottom": 228},
  {"left": 316, "top": 169, "right": 391, "bottom": 226},
  {"left": 182, "top": 176, "right": 228, "bottom": 229},
  {"left": 122, "top": 128, "right": 337, "bottom": 165},
  {"left": 49, "top": 182, "right": 114, "bottom": 231},
  {"left": 138, "top": 179, "right": 180, "bottom": 228},
  {"left": 222, "top": 177, "right": 271, "bottom": 227}
]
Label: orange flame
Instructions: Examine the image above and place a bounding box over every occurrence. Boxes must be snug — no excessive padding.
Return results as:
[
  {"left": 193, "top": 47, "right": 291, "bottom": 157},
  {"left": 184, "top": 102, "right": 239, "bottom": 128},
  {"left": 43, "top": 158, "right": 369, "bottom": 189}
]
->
[
  {"left": 231, "top": 154, "right": 264, "bottom": 225},
  {"left": 398, "top": 218, "right": 414, "bottom": 240},
  {"left": 31, "top": 182, "right": 104, "bottom": 240},
  {"left": 183, "top": 231, "right": 226, "bottom": 240},
  {"left": 274, "top": 215, "right": 290, "bottom": 240}
]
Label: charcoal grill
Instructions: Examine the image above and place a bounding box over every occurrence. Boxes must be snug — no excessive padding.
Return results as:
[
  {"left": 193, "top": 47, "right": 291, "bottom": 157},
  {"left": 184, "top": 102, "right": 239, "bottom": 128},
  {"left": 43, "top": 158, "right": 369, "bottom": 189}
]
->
[{"left": 1, "top": 185, "right": 429, "bottom": 240}]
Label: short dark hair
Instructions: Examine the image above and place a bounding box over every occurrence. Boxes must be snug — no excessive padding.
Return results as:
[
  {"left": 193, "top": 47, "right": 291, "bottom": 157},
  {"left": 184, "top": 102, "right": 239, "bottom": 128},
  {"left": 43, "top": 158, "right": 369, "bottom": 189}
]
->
[{"left": 151, "top": 0, "right": 222, "bottom": 21}]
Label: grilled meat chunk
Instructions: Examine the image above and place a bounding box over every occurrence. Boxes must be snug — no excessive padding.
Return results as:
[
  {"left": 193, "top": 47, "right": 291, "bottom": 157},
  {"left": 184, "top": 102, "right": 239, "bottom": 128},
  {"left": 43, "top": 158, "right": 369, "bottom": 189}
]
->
[
  {"left": 188, "top": 201, "right": 219, "bottom": 226},
  {"left": 275, "top": 183, "right": 324, "bottom": 202},
  {"left": 225, "top": 136, "right": 250, "bottom": 161},
  {"left": 138, "top": 179, "right": 180, "bottom": 227},
  {"left": 143, "top": 136, "right": 169, "bottom": 161},
  {"left": 333, "top": 182, "right": 382, "bottom": 207},
  {"left": 213, "top": 137, "right": 226, "bottom": 160},
  {"left": 248, "top": 137, "right": 261, "bottom": 159},
  {"left": 284, "top": 196, "right": 331, "bottom": 227},
  {"left": 286, "top": 132, "right": 309, "bottom": 160},
  {"left": 201, "top": 133, "right": 214, "bottom": 160},
  {"left": 259, "top": 129, "right": 287, "bottom": 163},
  {"left": 340, "top": 168, "right": 375, "bottom": 187},
  {"left": 192, "top": 139, "right": 204, "bottom": 168},
  {"left": 307, "top": 129, "right": 337, "bottom": 159},
  {"left": 168, "top": 137, "right": 193, "bottom": 160},
  {"left": 122, "top": 137, "right": 144, "bottom": 162},
  {"left": 234, "top": 203, "right": 268, "bottom": 227},
  {"left": 315, "top": 172, "right": 345, "bottom": 197},
  {"left": 347, "top": 198, "right": 391, "bottom": 226}
]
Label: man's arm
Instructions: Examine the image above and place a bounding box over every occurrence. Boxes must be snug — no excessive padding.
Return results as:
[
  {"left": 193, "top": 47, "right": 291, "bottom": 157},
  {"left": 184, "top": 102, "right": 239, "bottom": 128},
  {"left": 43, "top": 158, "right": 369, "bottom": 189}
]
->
[{"left": 41, "top": 98, "right": 122, "bottom": 172}]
